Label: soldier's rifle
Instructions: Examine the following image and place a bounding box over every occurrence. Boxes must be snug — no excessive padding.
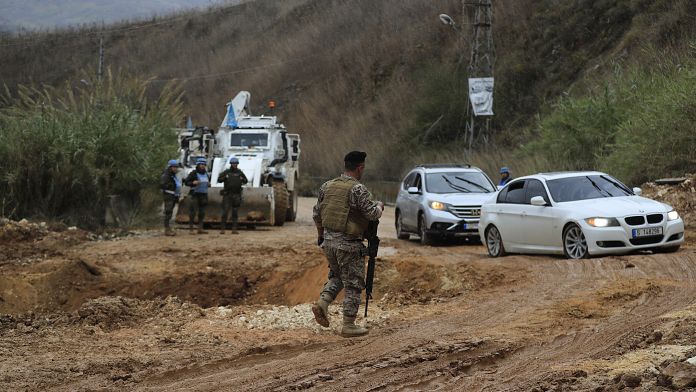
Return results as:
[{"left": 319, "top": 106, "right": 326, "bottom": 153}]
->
[{"left": 364, "top": 220, "right": 380, "bottom": 318}]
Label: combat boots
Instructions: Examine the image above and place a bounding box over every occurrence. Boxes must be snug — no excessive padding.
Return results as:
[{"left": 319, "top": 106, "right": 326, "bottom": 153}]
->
[
  {"left": 341, "top": 316, "right": 368, "bottom": 338},
  {"left": 311, "top": 293, "right": 332, "bottom": 327},
  {"left": 230, "top": 225, "right": 239, "bottom": 235}
]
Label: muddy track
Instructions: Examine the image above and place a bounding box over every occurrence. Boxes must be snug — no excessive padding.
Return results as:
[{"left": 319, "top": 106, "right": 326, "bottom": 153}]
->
[
  {"left": 2, "top": 198, "right": 696, "bottom": 391},
  {"left": 132, "top": 250, "right": 696, "bottom": 391}
]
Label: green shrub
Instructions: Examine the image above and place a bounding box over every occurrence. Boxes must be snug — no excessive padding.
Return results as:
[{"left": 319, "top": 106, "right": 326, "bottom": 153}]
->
[
  {"left": 525, "top": 53, "right": 696, "bottom": 185},
  {"left": 0, "top": 71, "right": 183, "bottom": 227},
  {"left": 524, "top": 85, "right": 627, "bottom": 171},
  {"left": 605, "top": 63, "right": 696, "bottom": 184}
]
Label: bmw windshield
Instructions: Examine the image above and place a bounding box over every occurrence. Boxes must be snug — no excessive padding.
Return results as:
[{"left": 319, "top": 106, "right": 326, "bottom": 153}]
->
[
  {"left": 426, "top": 172, "right": 495, "bottom": 194},
  {"left": 546, "top": 175, "right": 633, "bottom": 202}
]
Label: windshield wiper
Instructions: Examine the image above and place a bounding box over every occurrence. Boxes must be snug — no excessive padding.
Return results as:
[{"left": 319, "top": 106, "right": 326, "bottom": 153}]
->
[
  {"left": 442, "top": 175, "right": 470, "bottom": 193},
  {"left": 454, "top": 176, "right": 492, "bottom": 193},
  {"left": 600, "top": 175, "right": 632, "bottom": 195},
  {"left": 586, "top": 176, "right": 612, "bottom": 197}
]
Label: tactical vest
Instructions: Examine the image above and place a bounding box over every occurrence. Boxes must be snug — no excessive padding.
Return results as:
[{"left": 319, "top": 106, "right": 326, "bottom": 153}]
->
[
  {"left": 320, "top": 177, "right": 370, "bottom": 238},
  {"left": 224, "top": 171, "right": 244, "bottom": 193}
]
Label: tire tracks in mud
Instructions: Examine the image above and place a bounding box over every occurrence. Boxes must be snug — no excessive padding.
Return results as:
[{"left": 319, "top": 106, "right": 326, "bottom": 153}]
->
[{"left": 137, "top": 249, "right": 696, "bottom": 391}]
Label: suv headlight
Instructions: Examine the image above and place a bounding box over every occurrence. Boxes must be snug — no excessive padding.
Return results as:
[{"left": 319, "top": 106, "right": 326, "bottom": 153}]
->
[
  {"left": 668, "top": 210, "right": 679, "bottom": 221},
  {"left": 585, "top": 217, "right": 620, "bottom": 227},
  {"left": 429, "top": 201, "right": 447, "bottom": 211}
]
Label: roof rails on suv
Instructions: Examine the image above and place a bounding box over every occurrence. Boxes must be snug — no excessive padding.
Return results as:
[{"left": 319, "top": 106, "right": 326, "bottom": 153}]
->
[{"left": 415, "top": 164, "right": 472, "bottom": 169}]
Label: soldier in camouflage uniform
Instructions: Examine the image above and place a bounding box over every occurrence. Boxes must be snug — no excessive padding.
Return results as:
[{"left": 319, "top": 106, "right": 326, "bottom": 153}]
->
[{"left": 311, "top": 151, "right": 384, "bottom": 337}]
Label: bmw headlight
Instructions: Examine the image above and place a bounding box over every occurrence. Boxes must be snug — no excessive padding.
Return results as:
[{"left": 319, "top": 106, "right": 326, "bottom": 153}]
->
[
  {"left": 429, "top": 201, "right": 447, "bottom": 211},
  {"left": 668, "top": 210, "right": 680, "bottom": 221},
  {"left": 585, "top": 217, "right": 620, "bottom": 227}
]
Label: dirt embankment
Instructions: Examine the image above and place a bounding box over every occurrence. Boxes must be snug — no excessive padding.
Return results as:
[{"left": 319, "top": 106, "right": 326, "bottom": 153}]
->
[
  {"left": 642, "top": 174, "right": 696, "bottom": 228},
  {"left": 2, "top": 198, "right": 696, "bottom": 391}
]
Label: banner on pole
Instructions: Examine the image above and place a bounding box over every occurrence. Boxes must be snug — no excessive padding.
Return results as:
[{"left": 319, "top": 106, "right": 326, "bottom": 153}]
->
[{"left": 468, "top": 77, "right": 494, "bottom": 116}]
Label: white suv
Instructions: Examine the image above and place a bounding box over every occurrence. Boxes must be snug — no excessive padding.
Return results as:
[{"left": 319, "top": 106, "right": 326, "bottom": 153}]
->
[{"left": 395, "top": 164, "right": 497, "bottom": 244}]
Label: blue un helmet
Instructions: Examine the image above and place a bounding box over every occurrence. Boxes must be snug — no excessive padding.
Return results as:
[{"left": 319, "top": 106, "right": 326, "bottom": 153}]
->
[
  {"left": 168, "top": 159, "right": 179, "bottom": 167},
  {"left": 229, "top": 157, "right": 239, "bottom": 165},
  {"left": 196, "top": 158, "right": 207, "bottom": 166},
  {"left": 500, "top": 166, "right": 510, "bottom": 174}
]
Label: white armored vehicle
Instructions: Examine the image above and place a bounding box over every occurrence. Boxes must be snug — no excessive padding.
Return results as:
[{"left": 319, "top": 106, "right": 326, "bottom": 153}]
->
[{"left": 175, "top": 91, "right": 301, "bottom": 227}]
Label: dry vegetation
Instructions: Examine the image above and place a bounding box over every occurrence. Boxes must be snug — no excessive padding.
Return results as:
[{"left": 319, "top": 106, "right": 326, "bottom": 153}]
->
[{"left": 1, "top": 0, "right": 695, "bottom": 191}]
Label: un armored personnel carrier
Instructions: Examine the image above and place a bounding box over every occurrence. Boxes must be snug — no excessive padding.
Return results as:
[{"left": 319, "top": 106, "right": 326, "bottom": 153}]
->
[{"left": 175, "top": 91, "right": 301, "bottom": 227}]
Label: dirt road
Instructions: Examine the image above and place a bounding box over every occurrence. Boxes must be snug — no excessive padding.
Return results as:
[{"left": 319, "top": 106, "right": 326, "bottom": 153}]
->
[{"left": 1, "top": 198, "right": 696, "bottom": 391}]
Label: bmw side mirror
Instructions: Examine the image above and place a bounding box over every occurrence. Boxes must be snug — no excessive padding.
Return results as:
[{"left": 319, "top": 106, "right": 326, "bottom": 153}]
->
[
  {"left": 632, "top": 187, "right": 642, "bottom": 196},
  {"left": 530, "top": 196, "right": 547, "bottom": 206},
  {"left": 407, "top": 186, "right": 420, "bottom": 194}
]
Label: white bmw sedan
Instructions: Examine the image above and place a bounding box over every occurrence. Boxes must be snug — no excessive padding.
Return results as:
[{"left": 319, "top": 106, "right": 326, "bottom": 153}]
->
[{"left": 478, "top": 171, "right": 685, "bottom": 259}]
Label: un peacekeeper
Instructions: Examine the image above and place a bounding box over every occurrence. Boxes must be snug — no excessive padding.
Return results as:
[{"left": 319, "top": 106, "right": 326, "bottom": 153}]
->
[
  {"left": 499, "top": 166, "right": 513, "bottom": 186},
  {"left": 184, "top": 157, "right": 210, "bottom": 234},
  {"left": 218, "top": 157, "right": 248, "bottom": 234},
  {"left": 311, "top": 151, "right": 384, "bottom": 337},
  {"left": 160, "top": 159, "right": 181, "bottom": 237}
]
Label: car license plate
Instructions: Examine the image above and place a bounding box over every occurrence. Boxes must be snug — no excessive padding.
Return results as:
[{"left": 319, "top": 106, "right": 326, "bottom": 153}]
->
[
  {"left": 463, "top": 223, "right": 478, "bottom": 230},
  {"left": 632, "top": 226, "right": 663, "bottom": 238}
]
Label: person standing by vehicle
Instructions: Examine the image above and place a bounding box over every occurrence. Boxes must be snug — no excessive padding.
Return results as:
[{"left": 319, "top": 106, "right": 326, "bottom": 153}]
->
[
  {"left": 499, "top": 166, "right": 513, "bottom": 186},
  {"left": 160, "top": 159, "right": 181, "bottom": 236},
  {"left": 184, "top": 158, "right": 210, "bottom": 234},
  {"left": 311, "top": 151, "right": 384, "bottom": 337},
  {"left": 218, "top": 157, "right": 248, "bottom": 234}
]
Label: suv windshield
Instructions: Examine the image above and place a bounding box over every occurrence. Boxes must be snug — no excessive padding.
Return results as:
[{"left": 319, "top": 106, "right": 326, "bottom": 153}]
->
[
  {"left": 230, "top": 133, "right": 268, "bottom": 147},
  {"left": 546, "top": 175, "right": 633, "bottom": 202},
  {"left": 426, "top": 172, "right": 495, "bottom": 194}
]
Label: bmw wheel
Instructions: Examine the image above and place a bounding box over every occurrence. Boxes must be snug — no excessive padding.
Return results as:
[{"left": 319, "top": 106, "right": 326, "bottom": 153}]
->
[
  {"left": 418, "top": 213, "right": 432, "bottom": 246},
  {"left": 395, "top": 211, "right": 410, "bottom": 240},
  {"left": 563, "top": 223, "right": 588, "bottom": 259},
  {"left": 485, "top": 225, "right": 506, "bottom": 257}
]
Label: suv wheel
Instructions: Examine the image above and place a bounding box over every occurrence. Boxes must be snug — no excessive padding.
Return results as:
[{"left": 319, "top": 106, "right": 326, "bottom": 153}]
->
[
  {"left": 395, "top": 211, "right": 410, "bottom": 240},
  {"left": 418, "top": 213, "right": 432, "bottom": 245},
  {"left": 485, "top": 225, "right": 506, "bottom": 257}
]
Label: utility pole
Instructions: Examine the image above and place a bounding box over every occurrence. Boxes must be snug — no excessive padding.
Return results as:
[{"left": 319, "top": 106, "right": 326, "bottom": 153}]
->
[{"left": 464, "top": 0, "right": 494, "bottom": 152}]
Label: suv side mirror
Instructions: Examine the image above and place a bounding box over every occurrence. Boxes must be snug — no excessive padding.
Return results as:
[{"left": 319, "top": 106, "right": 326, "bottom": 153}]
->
[
  {"left": 530, "top": 196, "right": 547, "bottom": 206},
  {"left": 632, "top": 187, "right": 642, "bottom": 196},
  {"left": 407, "top": 186, "right": 420, "bottom": 194}
]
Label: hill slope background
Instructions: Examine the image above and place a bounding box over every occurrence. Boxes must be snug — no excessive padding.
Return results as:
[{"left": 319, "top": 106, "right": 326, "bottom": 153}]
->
[
  {"left": 0, "top": 0, "right": 245, "bottom": 31},
  {"left": 1, "top": 0, "right": 695, "bottom": 189}
]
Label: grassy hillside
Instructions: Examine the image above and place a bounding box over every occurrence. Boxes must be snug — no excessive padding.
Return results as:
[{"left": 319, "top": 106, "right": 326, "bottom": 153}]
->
[{"left": 1, "top": 0, "right": 695, "bottom": 189}]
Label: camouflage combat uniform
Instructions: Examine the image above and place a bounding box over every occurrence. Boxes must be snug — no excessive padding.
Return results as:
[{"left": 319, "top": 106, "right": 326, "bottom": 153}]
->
[{"left": 312, "top": 174, "right": 383, "bottom": 318}]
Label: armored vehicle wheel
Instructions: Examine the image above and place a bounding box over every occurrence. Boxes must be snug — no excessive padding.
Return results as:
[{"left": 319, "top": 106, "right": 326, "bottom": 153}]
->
[
  {"left": 273, "top": 181, "right": 288, "bottom": 226},
  {"left": 286, "top": 189, "right": 298, "bottom": 222}
]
